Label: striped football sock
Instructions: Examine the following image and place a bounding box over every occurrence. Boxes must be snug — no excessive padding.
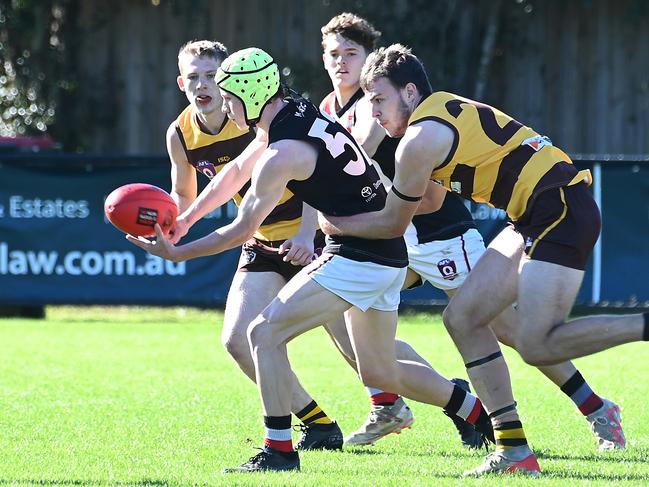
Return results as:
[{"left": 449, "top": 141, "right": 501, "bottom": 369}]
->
[
  {"left": 560, "top": 371, "right": 604, "bottom": 416},
  {"left": 263, "top": 415, "right": 293, "bottom": 453},
  {"left": 295, "top": 400, "right": 334, "bottom": 425}
]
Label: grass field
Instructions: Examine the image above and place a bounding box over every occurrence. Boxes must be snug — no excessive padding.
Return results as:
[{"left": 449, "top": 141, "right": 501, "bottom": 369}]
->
[{"left": 1, "top": 306, "right": 648, "bottom": 486}]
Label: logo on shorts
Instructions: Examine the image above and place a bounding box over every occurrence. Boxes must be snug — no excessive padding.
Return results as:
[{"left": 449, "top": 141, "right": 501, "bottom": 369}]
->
[
  {"left": 437, "top": 258, "right": 458, "bottom": 280},
  {"left": 361, "top": 186, "right": 373, "bottom": 198},
  {"left": 524, "top": 237, "right": 534, "bottom": 251},
  {"left": 243, "top": 249, "right": 257, "bottom": 264},
  {"left": 450, "top": 181, "right": 462, "bottom": 194}
]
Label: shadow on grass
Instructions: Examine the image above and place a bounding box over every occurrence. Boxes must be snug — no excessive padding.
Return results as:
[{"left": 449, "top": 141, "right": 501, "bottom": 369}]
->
[
  {"left": 0, "top": 480, "right": 170, "bottom": 486},
  {"left": 537, "top": 449, "right": 649, "bottom": 463},
  {"left": 540, "top": 472, "right": 649, "bottom": 482},
  {"left": 340, "top": 446, "right": 484, "bottom": 459}
]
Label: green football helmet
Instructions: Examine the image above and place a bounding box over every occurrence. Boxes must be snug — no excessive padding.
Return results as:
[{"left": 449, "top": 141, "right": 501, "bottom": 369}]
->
[{"left": 216, "top": 47, "right": 280, "bottom": 126}]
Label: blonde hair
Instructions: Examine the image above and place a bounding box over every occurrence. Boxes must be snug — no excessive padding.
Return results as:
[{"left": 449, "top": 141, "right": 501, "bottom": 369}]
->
[{"left": 177, "top": 40, "right": 228, "bottom": 74}]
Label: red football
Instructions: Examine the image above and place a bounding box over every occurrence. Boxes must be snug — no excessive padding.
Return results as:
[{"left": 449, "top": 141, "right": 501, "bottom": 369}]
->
[{"left": 104, "top": 183, "right": 178, "bottom": 237}]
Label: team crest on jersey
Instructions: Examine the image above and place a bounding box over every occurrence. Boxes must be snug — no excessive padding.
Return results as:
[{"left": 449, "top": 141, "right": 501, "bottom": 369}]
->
[
  {"left": 196, "top": 160, "right": 217, "bottom": 179},
  {"left": 437, "top": 258, "right": 458, "bottom": 280},
  {"left": 294, "top": 102, "right": 307, "bottom": 118}
]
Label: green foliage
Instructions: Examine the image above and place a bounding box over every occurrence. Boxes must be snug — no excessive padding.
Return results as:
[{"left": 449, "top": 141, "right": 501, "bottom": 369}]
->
[
  {"left": 1, "top": 306, "right": 648, "bottom": 485},
  {"left": 0, "top": 0, "right": 75, "bottom": 137}
]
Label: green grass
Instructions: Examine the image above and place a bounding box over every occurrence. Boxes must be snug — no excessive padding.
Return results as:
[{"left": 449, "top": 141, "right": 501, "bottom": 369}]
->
[{"left": 0, "top": 306, "right": 648, "bottom": 486}]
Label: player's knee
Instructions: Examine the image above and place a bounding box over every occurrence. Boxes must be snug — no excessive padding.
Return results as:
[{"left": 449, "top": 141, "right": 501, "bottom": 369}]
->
[
  {"left": 247, "top": 316, "right": 271, "bottom": 351},
  {"left": 357, "top": 363, "right": 398, "bottom": 391},
  {"left": 515, "top": 339, "right": 554, "bottom": 366},
  {"left": 442, "top": 303, "right": 467, "bottom": 337},
  {"left": 222, "top": 332, "right": 251, "bottom": 363}
]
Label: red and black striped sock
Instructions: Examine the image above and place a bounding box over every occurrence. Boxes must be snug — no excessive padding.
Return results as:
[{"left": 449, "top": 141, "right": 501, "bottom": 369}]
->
[
  {"left": 263, "top": 415, "right": 293, "bottom": 453},
  {"left": 367, "top": 387, "right": 399, "bottom": 406},
  {"left": 444, "top": 383, "right": 488, "bottom": 426},
  {"left": 560, "top": 371, "right": 604, "bottom": 416}
]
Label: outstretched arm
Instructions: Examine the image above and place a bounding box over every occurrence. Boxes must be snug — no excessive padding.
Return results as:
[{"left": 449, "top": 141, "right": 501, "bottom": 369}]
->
[
  {"left": 128, "top": 145, "right": 295, "bottom": 262},
  {"left": 320, "top": 121, "right": 454, "bottom": 239},
  {"left": 169, "top": 131, "right": 268, "bottom": 243}
]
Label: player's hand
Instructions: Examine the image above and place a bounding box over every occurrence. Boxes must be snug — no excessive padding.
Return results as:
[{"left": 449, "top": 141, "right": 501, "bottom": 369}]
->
[
  {"left": 317, "top": 213, "right": 342, "bottom": 236},
  {"left": 126, "top": 224, "right": 182, "bottom": 262},
  {"left": 168, "top": 215, "right": 191, "bottom": 245},
  {"left": 279, "top": 234, "right": 315, "bottom": 266}
]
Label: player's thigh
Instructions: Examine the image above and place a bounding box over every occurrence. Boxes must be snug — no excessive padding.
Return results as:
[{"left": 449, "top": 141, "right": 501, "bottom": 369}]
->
[
  {"left": 345, "top": 307, "right": 398, "bottom": 379},
  {"left": 324, "top": 316, "right": 355, "bottom": 360},
  {"left": 445, "top": 226, "right": 523, "bottom": 324},
  {"left": 251, "top": 269, "right": 353, "bottom": 347},
  {"left": 254, "top": 253, "right": 405, "bottom": 347},
  {"left": 517, "top": 259, "right": 584, "bottom": 341},
  {"left": 222, "top": 270, "right": 287, "bottom": 343}
]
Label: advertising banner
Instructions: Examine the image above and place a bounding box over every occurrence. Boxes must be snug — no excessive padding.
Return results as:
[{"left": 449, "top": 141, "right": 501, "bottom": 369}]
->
[
  {"left": 0, "top": 158, "right": 240, "bottom": 306},
  {"left": 1, "top": 157, "right": 647, "bottom": 307}
]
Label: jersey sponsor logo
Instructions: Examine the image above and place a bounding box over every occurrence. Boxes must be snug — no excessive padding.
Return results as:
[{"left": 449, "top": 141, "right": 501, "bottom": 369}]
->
[
  {"left": 437, "top": 258, "right": 458, "bottom": 280},
  {"left": 521, "top": 135, "right": 552, "bottom": 151},
  {"left": 294, "top": 102, "right": 307, "bottom": 118}
]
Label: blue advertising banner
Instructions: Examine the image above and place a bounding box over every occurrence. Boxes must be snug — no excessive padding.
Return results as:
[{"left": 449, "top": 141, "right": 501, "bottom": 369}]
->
[
  {"left": 1, "top": 156, "right": 647, "bottom": 307},
  {"left": 0, "top": 157, "right": 240, "bottom": 306}
]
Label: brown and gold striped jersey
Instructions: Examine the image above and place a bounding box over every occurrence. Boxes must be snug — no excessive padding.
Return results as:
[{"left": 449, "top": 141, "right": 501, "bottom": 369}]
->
[
  {"left": 408, "top": 92, "right": 591, "bottom": 221},
  {"left": 175, "top": 105, "right": 303, "bottom": 241}
]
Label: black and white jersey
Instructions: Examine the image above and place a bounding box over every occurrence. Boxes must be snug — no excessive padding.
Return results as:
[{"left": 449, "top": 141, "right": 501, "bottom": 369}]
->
[
  {"left": 373, "top": 136, "right": 477, "bottom": 244},
  {"left": 268, "top": 97, "right": 407, "bottom": 268}
]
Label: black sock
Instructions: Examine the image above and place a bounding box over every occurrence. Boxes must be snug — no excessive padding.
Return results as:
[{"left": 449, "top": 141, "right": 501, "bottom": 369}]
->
[{"left": 643, "top": 313, "right": 649, "bottom": 341}]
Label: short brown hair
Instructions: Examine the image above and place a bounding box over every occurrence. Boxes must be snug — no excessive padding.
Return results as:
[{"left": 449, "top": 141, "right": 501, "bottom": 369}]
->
[
  {"left": 321, "top": 13, "right": 381, "bottom": 52},
  {"left": 360, "top": 44, "right": 432, "bottom": 98},
  {"left": 177, "top": 40, "right": 229, "bottom": 73}
]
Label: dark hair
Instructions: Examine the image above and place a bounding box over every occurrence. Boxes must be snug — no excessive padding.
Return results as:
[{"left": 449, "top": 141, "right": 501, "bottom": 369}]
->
[
  {"left": 360, "top": 44, "right": 432, "bottom": 98},
  {"left": 177, "top": 40, "right": 229, "bottom": 73},
  {"left": 321, "top": 12, "right": 381, "bottom": 52}
]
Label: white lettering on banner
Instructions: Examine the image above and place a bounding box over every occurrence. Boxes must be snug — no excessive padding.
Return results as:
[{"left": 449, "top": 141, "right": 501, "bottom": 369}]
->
[
  {"left": 8, "top": 196, "right": 89, "bottom": 218},
  {"left": 0, "top": 242, "right": 185, "bottom": 276}
]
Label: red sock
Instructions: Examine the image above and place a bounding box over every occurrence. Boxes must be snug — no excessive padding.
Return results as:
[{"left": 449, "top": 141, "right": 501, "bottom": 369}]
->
[{"left": 371, "top": 391, "right": 400, "bottom": 406}]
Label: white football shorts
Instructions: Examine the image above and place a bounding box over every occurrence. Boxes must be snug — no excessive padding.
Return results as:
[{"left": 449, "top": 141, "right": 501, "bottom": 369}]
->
[
  {"left": 307, "top": 253, "right": 407, "bottom": 312},
  {"left": 404, "top": 226, "right": 486, "bottom": 291}
]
